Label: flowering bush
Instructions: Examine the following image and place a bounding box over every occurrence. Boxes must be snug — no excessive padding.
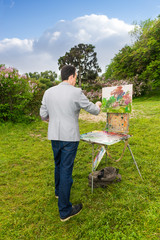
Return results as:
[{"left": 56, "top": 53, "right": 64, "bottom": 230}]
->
[
  {"left": 0, "top": 64, "right": 34, "bottom": 122},
  {"left": 101, "top": 76, "right": 150, "bottom": 97},
  {"left": 81, "top": 74, "right": 149, "bottom": 103},
  {"left": 83, "top": 89, "right": 102, "bottom": 103}
]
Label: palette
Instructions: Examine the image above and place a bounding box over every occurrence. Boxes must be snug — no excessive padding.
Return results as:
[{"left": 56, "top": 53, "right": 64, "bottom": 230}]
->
[{"left": 80, "top": 130, "right": 129, "bottom": 145}]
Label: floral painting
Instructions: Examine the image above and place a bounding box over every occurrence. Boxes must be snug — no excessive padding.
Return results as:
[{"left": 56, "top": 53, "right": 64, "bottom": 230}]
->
[{"left": 102, "top": 84, "right": 133, "bottom": 113}]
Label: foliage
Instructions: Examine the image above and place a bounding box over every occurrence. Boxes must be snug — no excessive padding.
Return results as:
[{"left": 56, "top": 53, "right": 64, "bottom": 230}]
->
[
  {"left": 26, "top": 71, "right": 57, "bottom": 117},
  {"left": 27, "top": 70, "right": 57, "bottom": 82},
  {"left": 0, "top": 64, "right": 34, "bottom": 122},
  {"left": 27, "top": 70, "right": 57, "bottom": 90},
  {"left": 0, "top": 95, "right": 160, "bottom": 239},
  {"left": 58, "top": 43, "right": 101, "bottom": 86},
  {"left": 0, "top": 65, "right": 58, "bottom": 122},
  {"left": 83, "top": 88, "right": 102, "bottom": 103},
  {"left": 105, "top": 17, "right": 160, "bottom": 95},
  {"left": 101, "top": 77, "right": 150, "bottom": 97},
  {"left": 81, "top": 75, "right": 147, "bottom": 103}
]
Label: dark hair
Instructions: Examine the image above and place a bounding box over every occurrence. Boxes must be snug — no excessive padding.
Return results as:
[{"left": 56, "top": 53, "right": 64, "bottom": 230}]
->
[{"left": 61, "top": 65, "right": 76, "bottom": 81}]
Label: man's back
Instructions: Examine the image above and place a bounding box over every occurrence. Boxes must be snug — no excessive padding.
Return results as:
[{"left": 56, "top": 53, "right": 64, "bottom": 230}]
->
[{"left": 40, "top": 82, "right": 100, "bottom": 141}]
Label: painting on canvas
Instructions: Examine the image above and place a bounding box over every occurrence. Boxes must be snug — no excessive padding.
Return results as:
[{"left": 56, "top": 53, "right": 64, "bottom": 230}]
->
[
  {"left": 93, "top": 146, "right": 106, "bottom": 170},
  {"left": 102, "top": 84, "right": 133, "bottom": 113}
]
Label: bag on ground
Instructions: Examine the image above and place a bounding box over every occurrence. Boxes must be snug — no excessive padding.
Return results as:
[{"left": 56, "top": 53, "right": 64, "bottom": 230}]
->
[{"left": 88, "top": 166, "right": 121, "bottom": 188}]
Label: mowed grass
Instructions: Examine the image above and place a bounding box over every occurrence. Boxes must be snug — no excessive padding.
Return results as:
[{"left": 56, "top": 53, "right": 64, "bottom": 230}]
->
[{"left": 0, "top": 95, "right": 160, "bottom": 240}]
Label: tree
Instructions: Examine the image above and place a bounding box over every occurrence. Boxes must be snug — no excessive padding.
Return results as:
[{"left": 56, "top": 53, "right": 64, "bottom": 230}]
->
[
  {"left": 27, "top": 70, "right": 57, "bottom": 90},
  {"left": 27, "top": 72, "right": 40, "bottom": 80},
  {"left": 105, "top": 17, "right": 160, "bottom": 94},
  {"left": 58, "top": 43, "right": 101, "bottom": 86},
  {"left": 40, "top": 70, "right": 57, "bottom": 82},
  {"left": 27, "top": 70, "right": 57, "bottom": 82}
]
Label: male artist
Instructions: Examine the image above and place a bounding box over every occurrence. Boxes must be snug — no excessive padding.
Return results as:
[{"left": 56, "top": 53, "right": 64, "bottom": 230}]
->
[{"left": 40, "top": 65, "right": 101, "bottom": 221}]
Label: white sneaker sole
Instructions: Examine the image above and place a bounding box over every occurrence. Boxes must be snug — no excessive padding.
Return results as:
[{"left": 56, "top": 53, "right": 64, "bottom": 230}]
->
[{"left": 60, "top": 208, "right": 82, "bottom": 222}]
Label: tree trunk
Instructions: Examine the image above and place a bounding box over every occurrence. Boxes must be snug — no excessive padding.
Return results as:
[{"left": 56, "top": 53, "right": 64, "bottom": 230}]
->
[{"left": 78, "top": 70, "right": 82, "bottom": 87}]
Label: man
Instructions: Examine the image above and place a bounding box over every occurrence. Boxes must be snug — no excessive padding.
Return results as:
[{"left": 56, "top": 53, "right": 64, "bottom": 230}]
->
[{"left": 40, "top": 65, "right": 101, "bottom": 221}]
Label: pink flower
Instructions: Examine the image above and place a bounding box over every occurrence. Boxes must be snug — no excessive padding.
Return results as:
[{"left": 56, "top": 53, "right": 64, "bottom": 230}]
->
[
  {"left": 0, "top": 66, "right": 5, "bottom": 70},
  {"left": 5, "top": 73, "right": 9, "bottom": 78},
  {"left": 9, "top": 68, "right": 14, "bottom": 73},
  {"left": 22, "top": 75, "right": 27, "bottom": 79}
]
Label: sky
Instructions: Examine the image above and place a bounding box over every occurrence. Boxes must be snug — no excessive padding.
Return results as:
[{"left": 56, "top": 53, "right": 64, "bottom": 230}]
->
[{"left": 0, "top": 0, "right": 160, "bottom": 75}]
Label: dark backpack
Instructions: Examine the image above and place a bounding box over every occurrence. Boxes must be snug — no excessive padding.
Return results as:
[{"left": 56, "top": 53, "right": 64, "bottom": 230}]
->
[{"left": 88, "top": 166, "right": 121, "bottom": 188}]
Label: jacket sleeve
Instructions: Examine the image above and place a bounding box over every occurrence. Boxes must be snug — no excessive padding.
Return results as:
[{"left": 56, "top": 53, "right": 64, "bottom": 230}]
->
[
  {"left": 79, "top": 90, "right": 100, "bottom": 115},
  {"left": 40, "top": 91, "right": 49, "bottom": 120}
]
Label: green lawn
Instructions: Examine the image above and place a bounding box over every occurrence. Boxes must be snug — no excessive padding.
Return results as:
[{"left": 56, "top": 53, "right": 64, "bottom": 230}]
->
[{"left": 0, "top": 95, "right": 160, "bottom": 240}]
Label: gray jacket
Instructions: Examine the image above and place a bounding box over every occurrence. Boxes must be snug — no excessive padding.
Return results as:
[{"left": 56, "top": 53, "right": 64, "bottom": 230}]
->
[{"left": 40, "top": 81, "right": 100, "bottom": 141}]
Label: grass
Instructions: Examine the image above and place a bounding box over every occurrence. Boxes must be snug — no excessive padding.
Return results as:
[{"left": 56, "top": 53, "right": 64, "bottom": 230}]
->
[{"left": 0, "top": 95, "right": 160, "bottom": 240}]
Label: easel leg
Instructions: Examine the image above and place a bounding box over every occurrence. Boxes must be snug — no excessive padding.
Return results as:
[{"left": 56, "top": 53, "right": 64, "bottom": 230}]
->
[
  {"left": 127, "top": 144, "right": 143, "bottom": 180},
  {"left": 92, "top": 143, "right": 94, "bottom": 193},
  {"left": 105, "top": 146, "right": 108, "bottom": 166}
]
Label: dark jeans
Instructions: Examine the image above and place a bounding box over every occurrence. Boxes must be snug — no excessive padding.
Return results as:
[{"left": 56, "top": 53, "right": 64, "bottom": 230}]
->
[{"left": 51, "top": 140, "right": 79, "bottom": 218}]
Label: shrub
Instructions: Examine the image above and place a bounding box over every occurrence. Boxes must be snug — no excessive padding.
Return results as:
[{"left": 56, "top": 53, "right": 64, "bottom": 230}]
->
[
  {"left": 102, "top": 76, "right": 150, "bottom": 97},
  {"left": 81, "top": 80, "right": 103, "bottom": 103},
  {"left": 81, "top": 74, "right": 150, "bottom": 103},
  {"left": 0, "top": 64, "right": 33, "bottom": 122},
  {"left": 27, "top": 78, "right": 60, "bottom": 117}
]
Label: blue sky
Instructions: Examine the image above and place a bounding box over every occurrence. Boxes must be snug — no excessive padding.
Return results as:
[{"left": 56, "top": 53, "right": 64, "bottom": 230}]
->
[{"left": 0, "top": 0, "right": 160, "bottom": 74}]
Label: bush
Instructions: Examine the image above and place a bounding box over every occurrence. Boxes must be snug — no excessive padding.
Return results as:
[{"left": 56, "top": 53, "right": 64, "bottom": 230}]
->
[
  {"left": 81, "top": 74, "right": 151, "bottom": 102},
  {"left": 81, "top": 80, "right": 103, "bottom": 103},
  {"left": 27, "top": 78, "right": 60, "bottom": 117},
  {"left": 0, "top": 65, "right": 34, "bottom": 122},
  {"left": 103, "top": 76, "right": 150, "bottom": 97}
]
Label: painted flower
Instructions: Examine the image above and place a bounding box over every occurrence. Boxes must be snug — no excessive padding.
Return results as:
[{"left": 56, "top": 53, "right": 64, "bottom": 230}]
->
[
  {"left": 111, "top": 86, "right": 124, "bottom": 98},
  {"left": 112, "top": 101, "right": 119, "bottom": 108},
  {"left": 122, "top": 93, "right": 131, "bottom": 105}
]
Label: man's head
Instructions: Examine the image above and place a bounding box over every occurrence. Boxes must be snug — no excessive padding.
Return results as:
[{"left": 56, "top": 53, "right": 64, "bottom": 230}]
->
[{"left": 61, "top": 65, "right": 77, "bottom": 86}]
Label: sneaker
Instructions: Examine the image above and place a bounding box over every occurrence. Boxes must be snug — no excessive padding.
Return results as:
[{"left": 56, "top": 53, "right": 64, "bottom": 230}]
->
[
  {"left": 60, "top": 204, "right": 83, "bottom": 222},
  {"left": 55, "top": 195, "right": 58, "bottom": 199}
]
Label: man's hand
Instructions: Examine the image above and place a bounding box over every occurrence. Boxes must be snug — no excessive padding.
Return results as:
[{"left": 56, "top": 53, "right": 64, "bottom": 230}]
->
[
  {"left": 95, "top": 101, "right": 102, "bottom": 108},
  {"left": 41, "top": 116, "right": 49, "bottom": 122}
]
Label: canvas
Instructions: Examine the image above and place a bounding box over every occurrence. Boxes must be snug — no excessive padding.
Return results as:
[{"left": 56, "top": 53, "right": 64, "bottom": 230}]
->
[{"left": 102, "top": 84, "right": 133, "bottom": 113}]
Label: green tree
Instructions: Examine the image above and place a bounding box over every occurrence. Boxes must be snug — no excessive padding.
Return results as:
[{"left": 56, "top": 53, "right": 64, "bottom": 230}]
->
[
  {"left": 40, "top": 70, "right": 57, "bottom": 82},
  {"left": 28, "top": 70, "right": 57, "bottom": 83},
  {"left": 105, "top": 17, "right": 160, "bottom": 94},
  {"left": 27, "top": 70, "right": 57, "bottom": 90},
  {"left": 58, "top": 43, "right": 101, "bottom": 86},
  {"left": 27, "top": 72, "right": 40, "bottom": 80}
]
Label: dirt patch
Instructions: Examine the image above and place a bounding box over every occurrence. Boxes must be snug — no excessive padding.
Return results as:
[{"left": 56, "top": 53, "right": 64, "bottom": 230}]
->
[
  {"left": 79, "top": 109, "right": 137, "bottom": 122},
  {"left": 79, "top": 110, "right": 106, "bottom": 122}
]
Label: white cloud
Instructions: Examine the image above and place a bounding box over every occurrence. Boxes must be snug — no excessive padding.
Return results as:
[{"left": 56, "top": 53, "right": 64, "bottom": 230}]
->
[
  {"left": 0, "top": 14, "right": 135, "bottom": 74},
  {"left": 0, "top": 38, "right": 33, "bottom": 53},
  {"left": 50, "top": 31, "right": 61, "bottom": 42}
]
